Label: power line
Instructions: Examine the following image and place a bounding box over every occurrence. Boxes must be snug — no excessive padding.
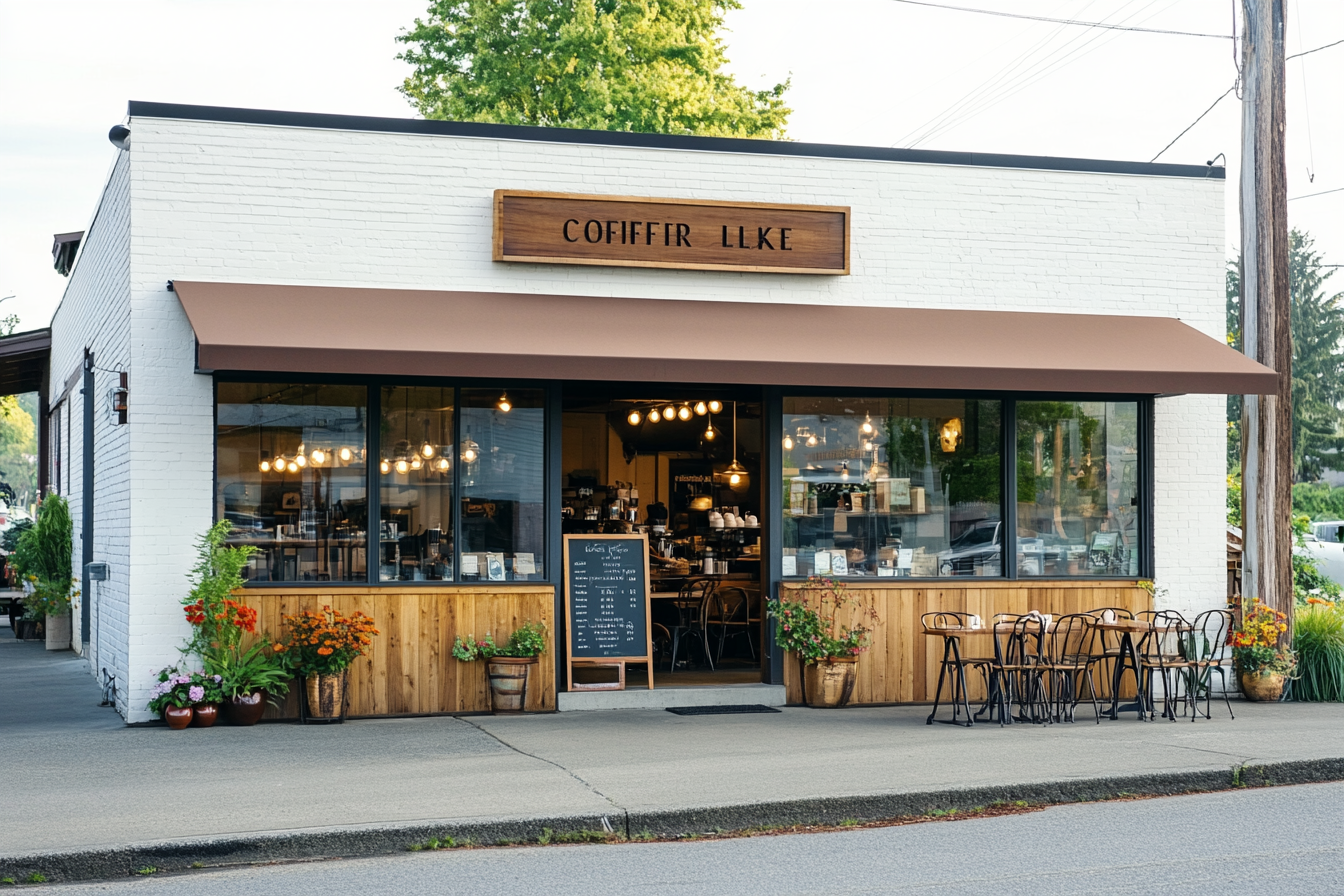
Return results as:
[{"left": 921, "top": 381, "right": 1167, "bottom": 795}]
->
[
  {"left": 885, "top": 0, "right": 1231, "bottom": 39},
  {"left": 1288, "top": 38, "right": 1344, "bottom": 60},
  {"left": 1289, "top": 187, "right": 1344, "bottom": 202},
  {"left": 1150, "top": 84, "right": 1236, "bottom": 163}
]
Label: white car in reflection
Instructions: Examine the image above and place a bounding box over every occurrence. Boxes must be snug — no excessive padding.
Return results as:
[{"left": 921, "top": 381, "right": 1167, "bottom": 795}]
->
[{"left": 1300, "top": 520, "right": 1344, "bottom": 587}]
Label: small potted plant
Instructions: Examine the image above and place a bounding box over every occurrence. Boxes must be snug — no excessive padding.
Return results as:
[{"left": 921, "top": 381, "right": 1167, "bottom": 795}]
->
[
  {"left": 187, "top": 670, "right": 226, "bottom": 727},
  {"left": 215, "top": 641, "right": 292, "bottom": 725},
  {"left": 275, "top": 606, "right": 379, "bottom": 722},
  {"left": 1232, "top": 597, "right": 1297, "bottom": 701},
  {"left": 452, "top": 621, "right": 548, "bottom": 713},
  {"left": 768, "top": 577, "right": 877, "bottom": 708},
  {"left": 147, "top": 668, "right": 198, "bottom": 730}
]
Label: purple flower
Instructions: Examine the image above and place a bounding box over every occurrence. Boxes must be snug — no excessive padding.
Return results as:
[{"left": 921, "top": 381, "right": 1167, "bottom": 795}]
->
[
  {"left": 188, "top": 686, "right": 204, "bottom": 703},
  {"left": 213, "top": 675, "right": 222, "bottom": 683}
]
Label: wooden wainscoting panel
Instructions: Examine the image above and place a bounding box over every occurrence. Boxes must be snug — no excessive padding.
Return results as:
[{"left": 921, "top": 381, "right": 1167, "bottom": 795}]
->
[
  {"left": 779, "top": 581, "right": 1151, "bottom": 705},
  {"left": 238, "top": 586, "right": 556, "bottom": 719}
]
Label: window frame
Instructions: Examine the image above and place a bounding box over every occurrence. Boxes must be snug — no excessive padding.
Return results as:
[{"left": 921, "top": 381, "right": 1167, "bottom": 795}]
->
[
  {"left": 775, "top": 386, "right": 1154, "bottom": 582},
  {"left": 214, "top": 372, "right": 555, "bottom": 587}
]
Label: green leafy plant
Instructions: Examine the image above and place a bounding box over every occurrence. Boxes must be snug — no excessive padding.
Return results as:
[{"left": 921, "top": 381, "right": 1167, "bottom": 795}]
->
[
  {"left": 24, "top": 873, "right": 46, "bottom": 884},
  {"left": 213, "top": 641, "right": 293, "bottom": 700},
  {"left": 1294, "top": 599, "right": 1344, "bottom": 702},
  {"left": 181, "top": 521, "right": 258, "bottom": 659},
  {"left": 12, "top": 494, "right": 75, "bottom": 620},
  {"left": 451, "top": 621, "right": 547, "bottom": 661},
  {"left": 147, "top": 667, "right": 223, "bottom": 714},
  {"left": 767, "top": 577, "right": 877, "bottom": 664}
]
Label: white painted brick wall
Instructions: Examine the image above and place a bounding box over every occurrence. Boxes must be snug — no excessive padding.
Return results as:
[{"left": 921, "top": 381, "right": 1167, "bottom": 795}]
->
[
  {"left": 59, "top": 115, "right": 1228, "bottom": 721},
  {"left": 48, "top": 151, "right": 133, "bottom": 717}
]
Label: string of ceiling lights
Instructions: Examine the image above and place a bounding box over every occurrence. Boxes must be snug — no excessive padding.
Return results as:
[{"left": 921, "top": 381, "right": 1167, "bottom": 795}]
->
[
  {"left": 257, "top": 391, "right": 513, "bottom": 476},
  {"left": 625, "top": 398, "right": 725, "bottom": 442}
]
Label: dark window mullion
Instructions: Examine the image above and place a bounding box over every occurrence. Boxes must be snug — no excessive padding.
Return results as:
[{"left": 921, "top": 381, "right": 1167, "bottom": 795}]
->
[
  {"left": 366, "top": 384, "right": 380, "bottom": 585},
  {"left": 1003, "top": 400, "right": 1017, "bottom": 580},
  {"left": 452, "top": 385, "right": 462, "bottom": 583}
]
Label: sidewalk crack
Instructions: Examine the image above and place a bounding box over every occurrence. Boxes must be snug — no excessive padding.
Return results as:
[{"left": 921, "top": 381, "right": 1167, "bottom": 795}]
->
[{"left": 462, "top": 719, "right": 630, "bottom": 835}]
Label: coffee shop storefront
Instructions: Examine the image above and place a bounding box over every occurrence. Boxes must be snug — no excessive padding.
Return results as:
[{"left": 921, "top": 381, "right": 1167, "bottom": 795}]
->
[{"left": 51, "top": 102, "right": 1274, "bottom": 722}]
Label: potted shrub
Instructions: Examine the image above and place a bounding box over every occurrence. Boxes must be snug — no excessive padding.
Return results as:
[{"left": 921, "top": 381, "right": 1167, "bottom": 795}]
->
[
  {"left": 767, "top": 577, "right": 877, "bottom": 708},
  {"left": 452, "top": 622, "right": 548, "bottom": 713},
  {"left": 176, "top": 521, "right": 290, "bottom": 725},
  {"left": 275, "top": 606, "right": 379, "bottom": 722},
  {"left": 1294, "top": 597, "right": 1344, "bottom": 702},
  {"left": 1232, "top": 597, "right": 1297, "bottom": 701},
  {"left": 10, "top": 495, "right": 76, "bottom": 651}
]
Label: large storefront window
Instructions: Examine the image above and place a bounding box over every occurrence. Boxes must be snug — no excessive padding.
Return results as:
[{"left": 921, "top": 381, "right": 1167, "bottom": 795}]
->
[
  {"left": 782, "top": 397, "right": 1002, "bottom": 577},
  {"left": 459, "top": 387, "right": 546, "bottom": 581},
  {"left": 216, "top": 383, "right": 369, "bottom": 582},
  {"left": 1016, "top": 401, "right": 1140, "bottom": 577},
  {"left": 379, "top": 386, "right": 454, "bottom": 581}
]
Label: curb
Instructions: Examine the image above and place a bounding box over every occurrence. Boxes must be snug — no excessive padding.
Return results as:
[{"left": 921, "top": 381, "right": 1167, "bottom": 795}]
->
[{"left": 4, "top": 758, "right": 1343, "bottom": 884}]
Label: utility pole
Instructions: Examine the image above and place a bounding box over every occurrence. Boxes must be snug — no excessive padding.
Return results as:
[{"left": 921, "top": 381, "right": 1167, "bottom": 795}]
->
[{"left": 1239, "top": 0, "right": 1293, "bottom": 634}]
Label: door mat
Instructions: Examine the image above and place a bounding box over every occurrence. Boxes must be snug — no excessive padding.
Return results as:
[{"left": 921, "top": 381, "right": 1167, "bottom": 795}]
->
[{"left": 665, "top": 704, "right": 782, "bottom": 716}]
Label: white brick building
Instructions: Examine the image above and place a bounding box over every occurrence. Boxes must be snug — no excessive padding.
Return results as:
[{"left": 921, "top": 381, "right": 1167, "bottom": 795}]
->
[{"left": 45, "top": 102, "right": 1270, "bottom": 722}]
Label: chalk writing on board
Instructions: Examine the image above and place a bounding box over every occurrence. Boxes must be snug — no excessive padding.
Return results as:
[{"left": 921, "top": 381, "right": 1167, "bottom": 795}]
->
[{"left": 566, "top": 537, "right": 648, "bottom": 659}]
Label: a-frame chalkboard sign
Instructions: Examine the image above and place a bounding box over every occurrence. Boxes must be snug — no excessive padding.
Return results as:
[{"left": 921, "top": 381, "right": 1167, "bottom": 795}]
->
[{"left": 562, "top": 534, "right": 654, "bottom": 691}]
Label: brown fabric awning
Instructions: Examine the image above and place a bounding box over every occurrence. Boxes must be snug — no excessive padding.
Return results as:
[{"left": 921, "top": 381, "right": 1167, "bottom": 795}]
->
[{"left": 173, "top": 281, "right": 1277, "bottom": 395}]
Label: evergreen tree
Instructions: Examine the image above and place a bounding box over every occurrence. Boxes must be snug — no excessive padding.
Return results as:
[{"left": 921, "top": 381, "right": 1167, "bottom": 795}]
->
[
  {"left": 1228, "top": 230, "right": 1344, "bottom": 480},
  {"left": 397, "top": 0, "right": 790, "bottom": 138}
]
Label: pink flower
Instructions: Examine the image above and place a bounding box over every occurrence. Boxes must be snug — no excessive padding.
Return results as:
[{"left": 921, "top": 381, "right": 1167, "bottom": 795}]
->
[{"left": 188, "top": 686, "right": 205, "bottom": 703}]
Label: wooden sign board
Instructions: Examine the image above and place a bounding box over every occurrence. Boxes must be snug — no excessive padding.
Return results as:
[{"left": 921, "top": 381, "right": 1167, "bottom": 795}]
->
[
  {"left": 494, "top": 190, "right": 849, "bottom": 275},
  {"left": 562, "top": 534, "right": 654, "bottom": 691}
]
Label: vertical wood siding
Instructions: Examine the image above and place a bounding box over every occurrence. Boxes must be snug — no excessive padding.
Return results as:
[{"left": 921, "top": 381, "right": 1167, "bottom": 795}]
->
[
  {"left": 238, "top": 586, "right": 556, "bottom": 717},
  {"left": 779, "top": 582, "right": 1152, "bottom": 705}
]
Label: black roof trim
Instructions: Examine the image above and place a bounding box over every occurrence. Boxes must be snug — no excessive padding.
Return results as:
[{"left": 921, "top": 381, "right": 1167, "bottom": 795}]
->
[{"left": 127, "top": 101, "right": 1225, "bottom": 180}]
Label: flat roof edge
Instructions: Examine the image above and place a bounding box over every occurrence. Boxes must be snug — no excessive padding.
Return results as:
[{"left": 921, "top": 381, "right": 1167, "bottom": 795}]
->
[{"left": 126, "top": 101, "right": 1225, "bottom": 180}]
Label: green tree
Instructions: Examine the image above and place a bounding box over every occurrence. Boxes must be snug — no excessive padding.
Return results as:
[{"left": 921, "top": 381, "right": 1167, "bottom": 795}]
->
[
  {"left": 397, "top": 0, "right": 790, "bottom": 138},
  {"left": 0, "top": 393, "right": 38, "bottom": 508},
  {"left": 1227, "top": 230, "right": 1344, "bottom": 480}
]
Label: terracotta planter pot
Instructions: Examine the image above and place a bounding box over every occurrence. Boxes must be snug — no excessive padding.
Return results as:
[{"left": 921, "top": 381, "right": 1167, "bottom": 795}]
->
[
  {"left": 45, "top": 611, "right": 72, "bottom": 651},
  {"left": 486, "top": 656, "right": 537, "bottom": 714},
  {"left": 1240, "top": 670, "right": 1286, "bottom": 702},
  {"left": 190, "top": 703, "right": 219, "bottom": 727},
  {"left": 802, "top": 656, "right": 858, "bottom": 708},
  {"left": 305, "top": 673, "right": 345, "bottom": 720},
  {"left": 224, "top": 692, "right": 268, "bottom": 726},
  {"left": 163, "top": 706, "right": 193, "bottom": 730}
]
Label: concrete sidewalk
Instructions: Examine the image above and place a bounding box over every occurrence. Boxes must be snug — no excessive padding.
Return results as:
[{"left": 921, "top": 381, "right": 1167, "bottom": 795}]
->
[{"left": 4, "top": 623, "right": 1344, "bottom": 882}]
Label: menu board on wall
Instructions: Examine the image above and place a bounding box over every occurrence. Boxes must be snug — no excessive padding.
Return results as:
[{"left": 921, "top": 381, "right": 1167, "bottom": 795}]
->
[{"left": 562, "top": 534, "right": 654, "bottom": 691}]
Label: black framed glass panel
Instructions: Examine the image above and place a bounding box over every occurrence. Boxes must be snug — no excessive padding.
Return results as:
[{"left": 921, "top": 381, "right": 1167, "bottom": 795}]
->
[
  {"left": 782, "top": 396, "right": 1002, "bottom": 577},
  {"left": 216, "top": 382, "right": 368, "bottom": 582},
  {"left": 1015, "top": 400, "right": 1140, "bottom": 576},
  {"left": 378, "top": 385, "right": 454, "bottom": 582},
  {"left": 459, "top": 387, "right": 546, "bottom": 581}
]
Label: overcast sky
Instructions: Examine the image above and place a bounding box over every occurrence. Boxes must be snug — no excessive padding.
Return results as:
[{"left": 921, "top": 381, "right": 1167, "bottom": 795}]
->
[{"left": 1, "top": 0, "right": 1340, "bottom": 331}]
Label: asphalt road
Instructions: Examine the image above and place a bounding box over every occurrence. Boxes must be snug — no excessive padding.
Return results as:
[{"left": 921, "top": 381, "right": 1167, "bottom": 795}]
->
[{"left": 43, "top": 782, "right": 1344, "bottom": 895}]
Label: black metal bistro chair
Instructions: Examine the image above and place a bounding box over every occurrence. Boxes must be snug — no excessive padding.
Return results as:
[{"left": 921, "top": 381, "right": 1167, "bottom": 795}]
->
[
  {"left": 922, "top": 612, "right": 995, "bottom": 727},
  {"left": 1041, "top": 613, "right": 1101, "bottom": 723},
  {"left": 707, "top": 586, "right": 757, "bottom": 663},
  {"left": 666, "top": 578, "right": 716, "bottom": 673},
  {"left": 1182, "top": 609, "right": 1237, "bottom": 720}
]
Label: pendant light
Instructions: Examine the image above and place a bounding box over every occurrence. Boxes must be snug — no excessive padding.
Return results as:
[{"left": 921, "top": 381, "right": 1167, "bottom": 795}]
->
[
  {"left": 663, "top": 404, "right": 676, "bottom": 421},
  {"left": 310, "top": 447, "right": 327, "bottom": 466},
  {"left": 338, "top": 446, "right": 353, "bottom": 464},
  {"left": 703, "top": 412, "right": 716, "bottom": 441},
  {"left": 257, "top": 425, "right": 270, "bottom": 472},
  {"left": 648, "top": 408, "right": 662, "bottom": 423},
  {"left": 677, "top": 405, "right": 692, "bottom": 421},
  {"left": 410, "top": 455, "right": 422, "bottom": 471},
  {"left": 694, "top": 401, "right": 708, "bottom": 416},
  {"left": 861, "top": 413, "right": 874, "bottom": 435},
  {"left": 435, "top": 455, "right": 451, "bottom": 472},
  {"left": 627, "top": 409, "right": 642, "bottom": 426},
  {"left": 722, "top": 401, "right": 749, "bottom": 490},
  {"left": 395, "top": 458, "right": 409, "bottom": 475},
  {"left": 782, "top": 434, "right": 794, "bottom": 451},
  {"left": 294, "top": 447, "right": 307, "bottom": 468},
  {"left": 286, "top": 460, "right": 299, "bottom": 474},
  {"left": 806, "top": 432, "right": 818, "bottom": 447},
  {"left": 421, "top": 442, "right": 436, "bottom": 458},
  {"left": 462, "top": 437, "right": 478, "bottom": 464},
  {"left": 708, "top": 400, "right": 723, "bottom": 414},
  {"left": 380, "top": 458, "right": 391, "bottom": 474},
  {"left": 497, "top": 392, "right": 512, "bottom": 413}
]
